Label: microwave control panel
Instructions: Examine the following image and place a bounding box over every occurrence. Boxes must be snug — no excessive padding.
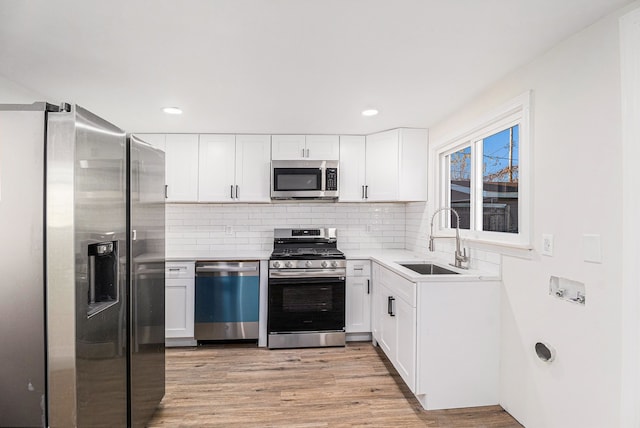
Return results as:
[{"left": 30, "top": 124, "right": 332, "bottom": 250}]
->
[{"left": 325, "top": 168, "right": 338, "bottom": 191}]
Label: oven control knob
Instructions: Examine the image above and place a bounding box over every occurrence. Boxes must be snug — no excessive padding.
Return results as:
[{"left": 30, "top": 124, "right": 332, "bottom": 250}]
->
[
  {"left": 331, "top": 261, "right": 338, "bottom": 267},
  {"left": 273, "top": 261, "right": 281, "bottom": 268},
  {"left": 285, "top": 261, "right": 293, "bottom": 268},
  {"left": 321, "top": 261, "right": 328, "bottom": 268},
  {"left": 305, "top": 260, "right": 313, "bottom": 267}
]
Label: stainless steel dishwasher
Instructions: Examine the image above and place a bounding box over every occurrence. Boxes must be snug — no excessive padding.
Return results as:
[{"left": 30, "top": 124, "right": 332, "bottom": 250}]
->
[{"left": 194, "top": 261, "right": 260, "bottom": 341}]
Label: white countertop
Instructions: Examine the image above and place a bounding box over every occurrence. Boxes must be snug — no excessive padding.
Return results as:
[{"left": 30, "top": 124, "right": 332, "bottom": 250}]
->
[
  {"left": 167, "top": 248, "right": 500, "bottom": 282},
  {"left": 344, "top": 249, "right": 501, "bottom": 282},
  {"left": 167, "top": 251, "right": 272, "bottom": 262}
]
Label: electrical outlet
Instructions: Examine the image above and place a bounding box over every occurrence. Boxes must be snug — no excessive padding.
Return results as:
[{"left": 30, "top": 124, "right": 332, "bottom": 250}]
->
[
  {"left": 225, "top": 225, "right": 233, "bottom": 235},
  {"left": 541, "top": 234, "right": 554, "bottom": 256}
]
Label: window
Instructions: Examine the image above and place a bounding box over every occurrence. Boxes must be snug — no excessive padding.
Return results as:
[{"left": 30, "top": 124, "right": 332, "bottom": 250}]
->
[{"left": 437, "top": 92, "right": 530, "bottom": 246}]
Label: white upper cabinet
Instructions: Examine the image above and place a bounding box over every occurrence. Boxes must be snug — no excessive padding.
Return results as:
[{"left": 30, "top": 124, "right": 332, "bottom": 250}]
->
[
  {"left": 271, "top": 135, "right": 339, "bottom": 160},
  {"left": 365, "top": 128, "right": 427, "bottom": 202},
  {"left": 141, "top": 128, "right": 425, "bottom": 204},
  {"left": 340, "top": 128, "right": 427, "bottom": 202},
  {"left": 198, "top": 134, "right": 236, "bottom": 202},
  {"left": 234, "top": 134, "right": 271, "bottom": 202},
  {"left": 198, "top": 134, "right": 271, "bottom": 202},
  {"left": 165, "top": 134, "right": 199, "bottom": 202},
  {"left": 365, "top": 130, "right": 399, "bottom": 201},
  {"left": 339, "top": 135, "right": 367, "bottom": 202},
  {"left": 271, "top": 135, "right": 305, "bottom": 160},
  {"left": 304, "top": 135, "right": 340, "bottom": 160}
]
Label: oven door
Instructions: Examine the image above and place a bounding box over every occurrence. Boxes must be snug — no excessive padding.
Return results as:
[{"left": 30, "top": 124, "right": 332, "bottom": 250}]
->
[{"left": 268, "top": 276, "right": 345, "bottom": 333}]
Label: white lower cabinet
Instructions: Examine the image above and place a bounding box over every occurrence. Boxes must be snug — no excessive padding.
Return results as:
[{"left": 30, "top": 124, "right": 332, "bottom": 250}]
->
[
  {"left": 415, "top": 279, "right": 500, "bottom": 410},
  {"left": 371, "top": 262, "right": 416, "bottom": 391},
  {"left": 345, "top": 260, "right": 371, "bottom": 336},
  {"left": 371, "top": 262, "right": 499, "bottom": 410},
  {"left": 165, "top": 261, "right": 196, "bottom": 347}
]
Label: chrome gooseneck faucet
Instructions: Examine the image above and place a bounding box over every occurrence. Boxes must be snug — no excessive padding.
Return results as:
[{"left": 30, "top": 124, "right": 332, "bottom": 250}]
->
[{"left": 429, "top": 207, "right": 469, "bottom": 269}]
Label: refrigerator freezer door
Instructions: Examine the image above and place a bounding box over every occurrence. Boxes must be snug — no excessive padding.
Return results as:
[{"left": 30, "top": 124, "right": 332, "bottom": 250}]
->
[
  {"left": 0, "top": 107, "right": 47, "bottom": 427},
  {"left": 47, "top": 105, "right": 128, "bottom": 427},
  {"left": 128, "top": 135, "right": 166, "bottom": 427}
]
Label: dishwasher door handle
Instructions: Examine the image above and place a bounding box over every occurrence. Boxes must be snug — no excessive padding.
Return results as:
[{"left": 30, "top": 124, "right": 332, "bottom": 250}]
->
[{"left": 196, "top": 264, "right": 259, "bottom": 274}]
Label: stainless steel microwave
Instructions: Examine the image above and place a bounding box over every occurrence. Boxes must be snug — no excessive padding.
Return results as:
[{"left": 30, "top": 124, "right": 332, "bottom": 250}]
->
[{"left": 271, "top": 160, "right": 339, "bottom": 199}]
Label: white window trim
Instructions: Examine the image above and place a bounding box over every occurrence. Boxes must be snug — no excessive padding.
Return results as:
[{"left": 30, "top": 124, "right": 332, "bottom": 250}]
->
[{"left": 433, "top": 91, "right": 532, "bottom": 249}]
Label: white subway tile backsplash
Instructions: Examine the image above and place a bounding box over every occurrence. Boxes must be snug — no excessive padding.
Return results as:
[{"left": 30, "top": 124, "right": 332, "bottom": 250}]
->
[
  {"left": 166, "top": 202, "right": 408, "bottom": 255},
  {"left": 166, "top": 201, "right": 501, "bottom": 276}
]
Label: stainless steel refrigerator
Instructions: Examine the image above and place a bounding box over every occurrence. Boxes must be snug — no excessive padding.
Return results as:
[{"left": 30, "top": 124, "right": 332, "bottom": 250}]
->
[{"left": 0, "top": 103, "right": 165, "bottom": 427}]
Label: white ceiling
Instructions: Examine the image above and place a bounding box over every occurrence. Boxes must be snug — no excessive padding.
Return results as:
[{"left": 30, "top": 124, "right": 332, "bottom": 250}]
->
[{"left": 0, "top": 0, "right": 632, "bottom": 134}]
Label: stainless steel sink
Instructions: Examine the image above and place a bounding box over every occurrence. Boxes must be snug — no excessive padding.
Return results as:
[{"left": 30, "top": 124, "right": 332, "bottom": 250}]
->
[{"left": 399, "top": 263, "right": 459, "bottom": 275}]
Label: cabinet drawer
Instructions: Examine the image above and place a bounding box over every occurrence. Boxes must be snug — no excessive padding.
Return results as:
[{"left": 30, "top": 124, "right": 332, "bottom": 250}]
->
[
  {"left": 166, "top": 262, "right": 195, "bottom": 279},
  {"left": 347, "top": 260, "right": 371, "bottom": 277},
  {"left": 379, "top": 266, "right": 415, "bottom": 307}
]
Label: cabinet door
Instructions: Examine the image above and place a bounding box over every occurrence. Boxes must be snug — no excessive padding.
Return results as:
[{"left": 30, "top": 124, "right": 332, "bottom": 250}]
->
[
  {"left": 345, "top": 276, "right": 371, "bottom": 333},
  {"left": 339, "top": 135, "right": 366, "bottom": 202},
  {"left": 198, "top": 134, "right": 236, "bottom": 202},
  {"left": 394, "top": 297, "right": 416, "bottom": 391},
  {"left": 271, "top": 135, "right": 306, "bottom": 160},
  {"left": 165, "top": 278, "right": 194, "bottom": 338},
  {"left": 305, "top": 135, "right": 340, "bottom": 160},
  {"left": 365, "top": 129, "right": 399, "bottom": 201},
  {"left": 165, "top": 134, "right": 199, "bottom": 202},
  {"left": 378, "top": 285, "right": 396, "bottom": 357},
  {"left": 134, "top": 133, "right": 166, "bottom": 151},
  {"left": 398, "top": 128, "right": 428, "bottom": 201},
  {"left": 235, "top": 135, "right": 271, "bottom": 202},
  {"left": 371, "top": 264, "right": 382, "bottom": 341}
]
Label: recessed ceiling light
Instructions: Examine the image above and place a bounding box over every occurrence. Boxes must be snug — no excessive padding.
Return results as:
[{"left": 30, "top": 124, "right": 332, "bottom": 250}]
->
[
  {"left": 162, "top": 106, "right": 183, "bottom": 115},
  {"left": 361, "top": 109, "right": 379, "bottom": 117}
]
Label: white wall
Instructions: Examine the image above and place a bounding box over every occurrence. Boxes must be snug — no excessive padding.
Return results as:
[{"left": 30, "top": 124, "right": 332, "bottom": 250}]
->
[
  {"left": 0, "top": 74, "right": 50, "bottom": 103},
  {"left": 424, "top": 4, "right": 638, "bottom": 427}
]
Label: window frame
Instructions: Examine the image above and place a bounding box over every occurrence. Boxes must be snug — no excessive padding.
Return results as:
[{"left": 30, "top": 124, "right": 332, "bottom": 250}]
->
[{"left": 434, "top": 92, "right": 532, "bottom": 248}]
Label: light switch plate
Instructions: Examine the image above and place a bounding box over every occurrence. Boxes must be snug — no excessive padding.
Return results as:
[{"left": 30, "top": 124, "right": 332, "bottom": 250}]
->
[
  {"left": 582, "top": 234, "right": 602, "bottom": 263},
  {"left": 541, "top": 234, "right": 554, "bottom": 256}
]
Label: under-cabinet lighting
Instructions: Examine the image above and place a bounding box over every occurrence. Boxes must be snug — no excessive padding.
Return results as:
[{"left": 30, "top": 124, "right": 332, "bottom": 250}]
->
[{"left": 361, "top": 109, "right": 379, "bottom": 117}]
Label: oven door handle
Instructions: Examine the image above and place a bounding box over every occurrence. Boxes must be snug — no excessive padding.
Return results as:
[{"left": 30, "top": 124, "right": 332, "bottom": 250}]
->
[{"left": 269, "top": 270, "right": 345, "bottom": 279}]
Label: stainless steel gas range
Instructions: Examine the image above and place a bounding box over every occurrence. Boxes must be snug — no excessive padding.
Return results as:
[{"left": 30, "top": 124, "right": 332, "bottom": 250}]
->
[{"left": 267, "top": 228, "right": 346, "bottom": 349}]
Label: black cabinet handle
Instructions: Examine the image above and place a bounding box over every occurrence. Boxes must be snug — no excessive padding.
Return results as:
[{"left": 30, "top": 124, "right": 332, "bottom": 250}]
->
[
  {"left": 365, "top": 185, "right": 369, "bottom": 199},
  {"left": 230, "top": 184, "right": 234, "bottom": 199},
  {"left": 387, "top": 296, "right": 395, "bottom": 316},
  {"left": 367, "top": 279, "right": 370, "bottom": 294},
  {"left": 164, "top": 184, "right": 168, "bottom": 199},
  {"left": 236, "top": 185, "right": 239, "bottom": 199}
]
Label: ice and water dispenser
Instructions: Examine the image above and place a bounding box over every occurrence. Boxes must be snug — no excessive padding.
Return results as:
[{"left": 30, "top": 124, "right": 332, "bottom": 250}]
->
[{"left": 87, "top": 241, "right": 119, "bottom": 317}]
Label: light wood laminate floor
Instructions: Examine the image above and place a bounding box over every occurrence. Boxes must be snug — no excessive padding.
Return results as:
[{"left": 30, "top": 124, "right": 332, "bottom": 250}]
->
[{"left": 148, "top": 342, "right": 522, "bottom": 427}]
